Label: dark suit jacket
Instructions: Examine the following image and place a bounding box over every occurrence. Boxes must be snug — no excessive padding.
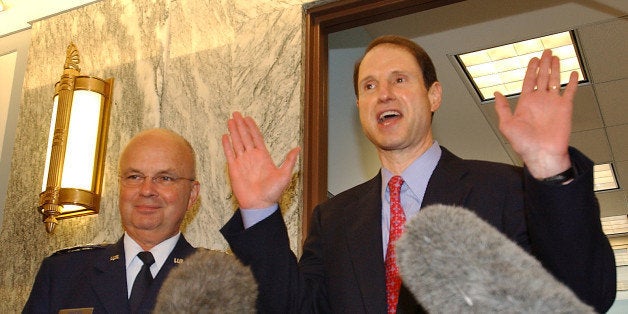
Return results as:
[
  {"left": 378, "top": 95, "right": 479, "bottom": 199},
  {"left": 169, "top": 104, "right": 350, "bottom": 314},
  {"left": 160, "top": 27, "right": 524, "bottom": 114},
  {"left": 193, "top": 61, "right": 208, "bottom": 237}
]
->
[
  {"left": 222, "top": 147, "right": 616, "bottom": 313},
  {"left": 23, "top": 235, "right": 196, "bottom": 314}
]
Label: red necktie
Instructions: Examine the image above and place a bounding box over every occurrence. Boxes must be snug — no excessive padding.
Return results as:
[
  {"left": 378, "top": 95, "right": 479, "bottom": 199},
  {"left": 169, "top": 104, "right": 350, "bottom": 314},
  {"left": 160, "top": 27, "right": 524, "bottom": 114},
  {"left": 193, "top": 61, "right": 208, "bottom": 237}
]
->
[{"left": 385, "top": 175, "right": 405, "bottom": 314}]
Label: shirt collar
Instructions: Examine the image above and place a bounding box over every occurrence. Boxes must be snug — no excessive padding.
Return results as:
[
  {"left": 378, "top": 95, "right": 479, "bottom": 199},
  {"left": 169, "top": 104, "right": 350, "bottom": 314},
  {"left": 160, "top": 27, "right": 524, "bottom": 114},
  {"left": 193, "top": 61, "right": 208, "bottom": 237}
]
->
[
  {"left": 124, "top": 232, "right": 181, "bottom": 269},
  {"left": 381, "top": 141, "right": 442, "bottom": 197}
]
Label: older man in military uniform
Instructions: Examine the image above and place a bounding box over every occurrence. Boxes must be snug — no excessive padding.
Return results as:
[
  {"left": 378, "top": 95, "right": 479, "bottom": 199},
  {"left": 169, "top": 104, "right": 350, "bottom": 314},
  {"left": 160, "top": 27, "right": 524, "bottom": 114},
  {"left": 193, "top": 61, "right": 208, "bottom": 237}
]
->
[{"left": 23, "top": 128, "right": 200, "bottom": 314}]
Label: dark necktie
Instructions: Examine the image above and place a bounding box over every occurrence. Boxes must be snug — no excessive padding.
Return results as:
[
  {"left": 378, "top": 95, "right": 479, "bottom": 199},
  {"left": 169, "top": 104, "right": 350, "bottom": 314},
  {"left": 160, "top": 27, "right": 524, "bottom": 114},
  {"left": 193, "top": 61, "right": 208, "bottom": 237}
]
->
[
  {"left": 385, "top": 175, "right": 405, "bottom": 314},
  {"left": 129, "top": 251, "right": 155, "bottom": 312}
]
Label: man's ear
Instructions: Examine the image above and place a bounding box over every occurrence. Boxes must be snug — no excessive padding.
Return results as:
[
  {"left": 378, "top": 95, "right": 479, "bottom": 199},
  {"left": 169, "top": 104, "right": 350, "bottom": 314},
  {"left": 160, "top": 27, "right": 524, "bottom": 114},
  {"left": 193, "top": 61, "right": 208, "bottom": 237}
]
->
[
  {"left": 428, "top": 82, "right": 442, "bottom": 112},
  {"left": 187, "top": 181, "right": 201, "bottom": 209}
]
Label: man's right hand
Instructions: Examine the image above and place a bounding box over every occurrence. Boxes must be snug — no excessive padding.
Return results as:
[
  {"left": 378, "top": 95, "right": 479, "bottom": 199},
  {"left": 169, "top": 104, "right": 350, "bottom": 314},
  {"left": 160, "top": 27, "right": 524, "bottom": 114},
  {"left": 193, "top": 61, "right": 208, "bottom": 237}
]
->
[{"left": 221, "top": 112, "right": 300, "bottom": 209}]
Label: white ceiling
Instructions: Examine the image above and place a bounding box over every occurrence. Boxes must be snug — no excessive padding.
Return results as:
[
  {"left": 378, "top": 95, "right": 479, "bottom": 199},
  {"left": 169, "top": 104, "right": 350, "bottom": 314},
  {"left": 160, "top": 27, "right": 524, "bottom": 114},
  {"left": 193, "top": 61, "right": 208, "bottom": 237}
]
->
[
  {"left": 330, "top": 0, "right": 627, "bottom": 218},
  {"left": 0, "top": 0, "right": 98, "bottom": 37}
]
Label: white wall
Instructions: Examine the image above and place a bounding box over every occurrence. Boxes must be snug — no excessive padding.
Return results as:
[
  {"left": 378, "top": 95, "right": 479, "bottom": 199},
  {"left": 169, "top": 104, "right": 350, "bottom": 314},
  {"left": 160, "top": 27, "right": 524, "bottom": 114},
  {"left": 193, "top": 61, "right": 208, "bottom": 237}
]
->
[
  {"left": 327, "top": 27, "right": 380, "bottom": 196},
  {"left": 0, "top": 29, "right": 30, "bottom": 231}
]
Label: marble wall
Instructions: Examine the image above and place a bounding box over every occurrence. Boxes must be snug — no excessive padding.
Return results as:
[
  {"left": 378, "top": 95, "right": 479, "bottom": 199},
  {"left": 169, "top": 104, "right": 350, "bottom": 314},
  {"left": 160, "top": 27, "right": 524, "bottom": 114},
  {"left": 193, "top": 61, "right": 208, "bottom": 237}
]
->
[{"left": 0, "top": 0, "right": 317, "bottom": 311}]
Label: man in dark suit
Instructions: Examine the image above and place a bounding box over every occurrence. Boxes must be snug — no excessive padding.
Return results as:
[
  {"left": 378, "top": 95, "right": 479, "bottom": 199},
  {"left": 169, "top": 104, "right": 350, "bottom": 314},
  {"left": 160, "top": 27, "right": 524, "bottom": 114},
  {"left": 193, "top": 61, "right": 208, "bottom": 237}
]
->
[
  {"left": 220, "top": 35, "right": 616, "bottom": 313},
  {"left": 23, "top": 128, "right": 201, "bottom": 314}
]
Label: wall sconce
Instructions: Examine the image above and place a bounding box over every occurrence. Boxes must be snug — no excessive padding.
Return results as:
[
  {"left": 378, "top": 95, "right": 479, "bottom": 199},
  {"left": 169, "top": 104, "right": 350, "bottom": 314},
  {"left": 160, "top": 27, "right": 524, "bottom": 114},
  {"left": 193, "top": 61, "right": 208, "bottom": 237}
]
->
[{"left": 38, "top": 43, "right": 114, "bottom": 233}]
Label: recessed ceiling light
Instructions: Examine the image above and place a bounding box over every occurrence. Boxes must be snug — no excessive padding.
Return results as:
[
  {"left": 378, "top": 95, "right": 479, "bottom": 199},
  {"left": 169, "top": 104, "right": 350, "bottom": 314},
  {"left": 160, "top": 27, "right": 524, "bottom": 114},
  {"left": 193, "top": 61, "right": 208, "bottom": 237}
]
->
[
  {"left": 456, "top": 31, "right": 588, "bottom": 101},
  {"left": 594, "top": 163, "right": 619, "bottom": 192},
  {"left": 602, "top": 215, "right": 628, "bottom": 237}
]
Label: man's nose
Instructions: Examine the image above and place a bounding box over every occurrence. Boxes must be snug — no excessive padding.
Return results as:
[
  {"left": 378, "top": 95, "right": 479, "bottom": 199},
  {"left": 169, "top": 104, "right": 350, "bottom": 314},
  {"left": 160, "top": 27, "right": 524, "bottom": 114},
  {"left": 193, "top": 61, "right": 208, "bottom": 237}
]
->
[
  {"left": 378, "top": 82, "right": 394, "bottom": 102},
  {"left": 138, "top": 177, "right": 158, "bottom": 195}
]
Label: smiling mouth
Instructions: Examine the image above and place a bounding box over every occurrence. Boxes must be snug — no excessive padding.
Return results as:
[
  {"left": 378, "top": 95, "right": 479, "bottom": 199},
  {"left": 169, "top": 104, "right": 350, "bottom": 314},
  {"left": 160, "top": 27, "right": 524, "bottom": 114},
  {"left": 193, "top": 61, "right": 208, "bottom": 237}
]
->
[
  {"left": 378, "top": 110, "right": 401, "bottom": 124},
  {"left": 135, "top": 204, "right": 159, "bottom": 211}
]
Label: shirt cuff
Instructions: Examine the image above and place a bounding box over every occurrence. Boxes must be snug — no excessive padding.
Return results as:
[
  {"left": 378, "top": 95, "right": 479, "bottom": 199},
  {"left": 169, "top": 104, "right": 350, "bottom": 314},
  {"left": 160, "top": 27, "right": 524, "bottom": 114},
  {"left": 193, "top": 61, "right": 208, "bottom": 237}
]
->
[{"left": 240, "top": 204, "right": 278, "bottom": 229}]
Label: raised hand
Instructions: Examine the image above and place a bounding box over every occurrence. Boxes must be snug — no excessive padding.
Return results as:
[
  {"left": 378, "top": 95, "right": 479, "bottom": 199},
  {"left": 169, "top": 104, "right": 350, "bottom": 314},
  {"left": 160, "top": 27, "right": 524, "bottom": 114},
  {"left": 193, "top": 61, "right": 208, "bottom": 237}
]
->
[
  {"left": 494, "top": 49, "right": 577, "bottom": 179},
  {"left": 222, "top": 112, "right": 300, "bottom": 209}
]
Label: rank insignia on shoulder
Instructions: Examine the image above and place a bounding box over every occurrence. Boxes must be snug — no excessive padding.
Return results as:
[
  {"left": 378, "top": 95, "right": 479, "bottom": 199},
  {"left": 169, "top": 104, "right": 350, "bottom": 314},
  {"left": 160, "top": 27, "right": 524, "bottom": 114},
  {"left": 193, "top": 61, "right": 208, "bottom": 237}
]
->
[{"left": 52, "top": 244, "right": 108, "bottom": 256}]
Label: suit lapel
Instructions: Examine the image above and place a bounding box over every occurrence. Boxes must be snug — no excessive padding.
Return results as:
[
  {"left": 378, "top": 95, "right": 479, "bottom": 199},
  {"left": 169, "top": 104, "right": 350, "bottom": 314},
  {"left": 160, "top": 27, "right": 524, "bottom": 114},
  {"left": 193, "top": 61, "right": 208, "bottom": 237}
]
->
[
  {"left": 344, "top": 175, "right": 388, "bottom": 313},
  {"left": 423, "top": 147, "right": 472, "bottom": 208},
  {"left": 141, "top": 235, "right": 196, "bottom": 309},
  {"left": 91, "top": 237, "right": 130, "bottom": 314},
  {"left": 339, "top": 148, "right": 471, "bottom": 313}
]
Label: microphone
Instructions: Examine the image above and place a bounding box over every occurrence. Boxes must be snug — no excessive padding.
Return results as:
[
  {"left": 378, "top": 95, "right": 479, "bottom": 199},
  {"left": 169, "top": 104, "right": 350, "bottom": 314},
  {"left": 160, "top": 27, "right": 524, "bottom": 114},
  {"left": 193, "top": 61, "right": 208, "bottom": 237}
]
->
[
  {"left": 395, "top": 204, "right": 595, "bottom": 313},
  {"left": 153, "top": 249, "right": 258, "bottom": 313}
]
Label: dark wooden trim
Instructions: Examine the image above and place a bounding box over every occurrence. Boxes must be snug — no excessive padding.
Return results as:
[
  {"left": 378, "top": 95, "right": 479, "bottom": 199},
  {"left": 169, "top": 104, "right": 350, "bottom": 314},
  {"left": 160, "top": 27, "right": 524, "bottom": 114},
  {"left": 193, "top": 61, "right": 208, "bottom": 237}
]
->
[{"left": 302, "top": 0, "right": 464, "bottom": 240}]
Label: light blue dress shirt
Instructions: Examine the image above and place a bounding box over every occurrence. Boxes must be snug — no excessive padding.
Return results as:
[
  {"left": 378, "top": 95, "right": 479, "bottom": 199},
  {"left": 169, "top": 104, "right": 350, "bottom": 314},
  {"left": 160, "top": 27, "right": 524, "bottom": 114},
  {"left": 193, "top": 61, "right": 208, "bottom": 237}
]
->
[{"left": 380, "top": 142, "right": 441, "bottom": 259}]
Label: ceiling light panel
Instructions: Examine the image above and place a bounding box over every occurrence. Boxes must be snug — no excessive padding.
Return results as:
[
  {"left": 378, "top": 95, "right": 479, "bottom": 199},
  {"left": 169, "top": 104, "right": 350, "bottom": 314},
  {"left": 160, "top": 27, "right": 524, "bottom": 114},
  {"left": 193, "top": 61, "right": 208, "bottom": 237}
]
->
[
  {"left": 594, "top": 163, "right": 620, "bottom": 192},
  {"left": 457, "top": 31, "right": 587, "bottom": 101},
  {"left": 601, "top": 215, "right": 628, "bottom": 236}
]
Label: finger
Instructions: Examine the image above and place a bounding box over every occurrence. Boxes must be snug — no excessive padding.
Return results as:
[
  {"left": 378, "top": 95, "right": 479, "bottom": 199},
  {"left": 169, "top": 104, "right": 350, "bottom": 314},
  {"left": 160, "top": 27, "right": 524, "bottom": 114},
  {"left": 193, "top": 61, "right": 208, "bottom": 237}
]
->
[
  {"left": 227, "top": 117, "right": 245, "bottom": 156},
  {"left": 549, "top": 55, "right": 561, "bottom": 92},
  {"left": 521, "top": 57, "right": 540, "bottom": 93},
  {"left": 562, "top": 71, "right": 579, "bottom": 103},
  {"left": 233, "top": 112, "right": 255, "bottom": 151},
  {"left": 221, "top": 134, "right": 236, "bottom": 163},
  {"left": 536, "top": 49, "right": 553, "bottom": 91},
  {"left": 493, "top": 91, "right": 512, "bottom": 125},
  {"left": 243, "top": 115, "right": 268, "bottom": 153},
  {"left": 279, "top": 147, "right": 301, "bottom": 175}
]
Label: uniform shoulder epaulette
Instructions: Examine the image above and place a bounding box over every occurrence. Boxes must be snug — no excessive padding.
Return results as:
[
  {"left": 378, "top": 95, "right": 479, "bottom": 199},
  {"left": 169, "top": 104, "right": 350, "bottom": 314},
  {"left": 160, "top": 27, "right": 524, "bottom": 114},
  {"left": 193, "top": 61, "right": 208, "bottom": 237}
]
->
[{"left": 51, "top": 243, "right": 109, "bottom": 256}]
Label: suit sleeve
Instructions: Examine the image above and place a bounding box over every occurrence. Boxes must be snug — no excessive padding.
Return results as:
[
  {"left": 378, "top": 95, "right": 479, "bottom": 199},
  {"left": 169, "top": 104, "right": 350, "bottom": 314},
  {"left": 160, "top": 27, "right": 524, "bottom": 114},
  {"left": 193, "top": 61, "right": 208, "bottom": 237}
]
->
[
  {"left": 221, "top": 208, "right": 330, "bottom": 313},
  {"left": 221, "top": 209, "right": 302, "bottom": 313},
  {"left": 524, "top": 147, "right": 616, "bottom": 312}
]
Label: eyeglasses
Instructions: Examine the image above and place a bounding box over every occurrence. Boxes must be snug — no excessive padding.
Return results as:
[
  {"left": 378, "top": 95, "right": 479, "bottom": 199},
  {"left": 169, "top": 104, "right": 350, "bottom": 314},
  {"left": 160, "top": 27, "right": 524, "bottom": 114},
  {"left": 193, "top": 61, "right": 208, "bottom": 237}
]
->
[{"left": 119, "top": 174, "right": 196, "bottom": 188}]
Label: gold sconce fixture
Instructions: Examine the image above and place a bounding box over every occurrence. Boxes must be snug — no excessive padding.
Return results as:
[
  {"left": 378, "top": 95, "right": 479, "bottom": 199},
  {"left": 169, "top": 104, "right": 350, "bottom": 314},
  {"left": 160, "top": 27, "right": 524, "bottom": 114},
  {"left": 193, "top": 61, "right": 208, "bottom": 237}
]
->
[{"left": 39, "top": 43, "right": 114, "bottom": 233}]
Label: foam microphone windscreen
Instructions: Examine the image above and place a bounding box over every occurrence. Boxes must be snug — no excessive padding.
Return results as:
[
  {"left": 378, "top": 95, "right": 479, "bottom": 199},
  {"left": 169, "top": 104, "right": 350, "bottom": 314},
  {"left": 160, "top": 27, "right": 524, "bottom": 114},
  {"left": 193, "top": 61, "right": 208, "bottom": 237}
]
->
[
  {"left": 396, "top": 204, "right": 595, "bottom": 313},
  {"left": 153, "top": 249, "right": 258, "bottom": 313}
]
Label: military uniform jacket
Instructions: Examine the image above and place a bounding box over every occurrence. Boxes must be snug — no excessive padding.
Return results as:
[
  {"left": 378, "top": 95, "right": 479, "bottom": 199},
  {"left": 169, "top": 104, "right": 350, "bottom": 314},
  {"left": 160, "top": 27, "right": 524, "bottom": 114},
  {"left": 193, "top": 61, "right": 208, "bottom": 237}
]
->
[{"left": 23, "top": 235, "right": 196, "bottom": 314}]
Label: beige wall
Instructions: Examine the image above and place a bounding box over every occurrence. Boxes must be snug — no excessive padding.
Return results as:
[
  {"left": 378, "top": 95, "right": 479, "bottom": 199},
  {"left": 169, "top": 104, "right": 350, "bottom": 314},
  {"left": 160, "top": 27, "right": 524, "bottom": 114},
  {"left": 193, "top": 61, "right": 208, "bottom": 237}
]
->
[{"left": 0, "top": 0, "right": 315, "bottom": 311}]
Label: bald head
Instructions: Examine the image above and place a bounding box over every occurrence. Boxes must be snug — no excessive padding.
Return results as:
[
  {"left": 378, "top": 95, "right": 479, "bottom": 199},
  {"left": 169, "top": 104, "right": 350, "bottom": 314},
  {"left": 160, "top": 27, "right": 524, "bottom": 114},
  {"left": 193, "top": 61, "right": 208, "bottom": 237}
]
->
[{"left": 120, "top": 128, "right": 197, "bottom": 178}]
